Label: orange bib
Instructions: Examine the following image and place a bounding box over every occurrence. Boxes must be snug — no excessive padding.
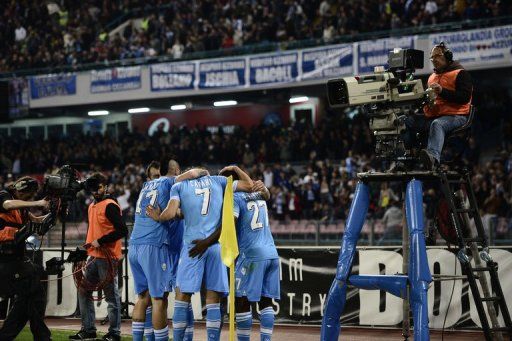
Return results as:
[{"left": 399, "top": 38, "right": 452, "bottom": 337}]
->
[
  {"left": 424, "top": 69, "right": 471, "bottom": 118},
  {"left": 86, "top": 199, "right": 122, "bottom": 259}
]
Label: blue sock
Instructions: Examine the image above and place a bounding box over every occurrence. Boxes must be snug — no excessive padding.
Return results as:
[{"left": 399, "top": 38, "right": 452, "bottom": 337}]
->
[
  {"left": 260, "top": 307, "right": 275, "bottom": 341},
  {"left": 132, "top": 321, "right": 145, "bottom": 341},
  {"left": 235, "top": 311, "right": 252, "bottom": 341},
  {"left": 144, "top": 306, "right": 155, "bottom": 341},
  {"left": 154, "top": 326, "right": 169, "bottom": 341},
  {"left": 184, "top": 303, "right": 194, "bottom": 341},
  {"left": 206, "top": 303, "right": 222, "bottom": 341},
  {"left": 173, "top": 300, "right": 189, "bottom": 341}
]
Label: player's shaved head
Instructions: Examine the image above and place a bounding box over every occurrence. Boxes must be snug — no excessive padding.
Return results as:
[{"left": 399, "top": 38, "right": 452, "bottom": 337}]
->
[{"left": 167, "top": 159, "right": 180, "bottom": 176}]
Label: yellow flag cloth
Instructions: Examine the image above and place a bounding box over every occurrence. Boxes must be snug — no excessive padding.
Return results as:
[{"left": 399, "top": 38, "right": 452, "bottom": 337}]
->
[{"left": 219, "top": 175, "right": 239, "bottom": 341}]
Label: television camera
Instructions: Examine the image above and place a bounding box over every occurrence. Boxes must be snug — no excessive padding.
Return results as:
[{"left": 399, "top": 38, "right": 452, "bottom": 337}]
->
[
  {"left": 41, "top": 165, "right": 96, "bottom": 274},
  {"left": 15, "top": 165, "right": 86, "bottom": 245},
  {"left": 327, "top": 48, "right": 435, "bottom": 164}
]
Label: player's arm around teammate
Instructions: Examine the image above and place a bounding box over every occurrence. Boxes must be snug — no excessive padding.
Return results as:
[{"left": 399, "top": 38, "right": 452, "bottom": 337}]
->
[
  {"left": 187, "top": 179, "right": 270, "bottom": 259},
  {"left": 146, "top": 168, "right": 210, "bottom": 221}
]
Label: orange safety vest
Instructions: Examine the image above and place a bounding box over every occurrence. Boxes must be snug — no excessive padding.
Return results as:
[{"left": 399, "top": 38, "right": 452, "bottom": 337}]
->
[
  {"left": 86, "top": 198, "right": 122, "bottom": 259},
  {"left": 424, "top": 69, "right": 471, "bottom": 118},
  {"left": 0, "top": 191, "right": 25, "bottom": 242}
]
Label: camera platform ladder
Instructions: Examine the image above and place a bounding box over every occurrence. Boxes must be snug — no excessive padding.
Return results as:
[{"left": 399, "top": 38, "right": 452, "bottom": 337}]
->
[
  {"left": 320, "top": 170, "right": 512, "bottom": 341},
  {"left": 438, "top": 169, "right": 512, "bottom": 341}
]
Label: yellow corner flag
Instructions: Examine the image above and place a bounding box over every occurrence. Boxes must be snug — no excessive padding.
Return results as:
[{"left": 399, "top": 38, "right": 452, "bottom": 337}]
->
[{"left": 219, "top": 175, "right": 239, "bottom": 341}]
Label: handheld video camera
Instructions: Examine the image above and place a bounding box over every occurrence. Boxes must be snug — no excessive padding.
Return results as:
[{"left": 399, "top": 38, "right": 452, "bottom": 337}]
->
[
  {"left": 326, "top": 48, "right": 434, "bottom": 163},
  {"left": 42, "top": 165, "right": 99, "bottom": 275},
  {"left": 43, "top": 165, "right": 86, "bottom": 202}
]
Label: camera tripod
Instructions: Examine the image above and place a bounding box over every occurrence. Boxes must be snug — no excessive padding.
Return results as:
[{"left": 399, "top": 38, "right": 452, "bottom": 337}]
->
[
  {"left": 120, "top": 230, "right": 134, "bottom": 319},
  {"left": 320, "top": 168, "right": 512, "bottom": 341}
]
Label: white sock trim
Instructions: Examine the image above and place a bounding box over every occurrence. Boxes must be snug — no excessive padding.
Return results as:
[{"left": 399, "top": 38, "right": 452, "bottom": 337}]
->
[
  {"left": 261, "top": 327, "right": 273, "bottom": 334},
  {"left": 172, "top": 322, "right": 187, "bottom": 328},
  {"left": 206, "top": 321, "right": 222, "bottom": 329},
  {"left": 236, "top": 328, "right": 251, "bottom": 336}
]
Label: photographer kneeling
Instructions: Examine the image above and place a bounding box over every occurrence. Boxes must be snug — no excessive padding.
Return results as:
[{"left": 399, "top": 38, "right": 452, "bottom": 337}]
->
[
  {"left": 70, "top": 173, "right": 127, "bottom": 341},
  {"left": 0, "top": 177, "right": 51, "bottom": 341}
]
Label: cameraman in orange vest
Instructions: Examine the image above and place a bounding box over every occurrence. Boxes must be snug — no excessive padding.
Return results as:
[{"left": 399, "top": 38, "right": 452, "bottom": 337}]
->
[
  {"left": 406, "top": 42, "right": 473, "bottom": 169},
  {"left": 71, "top": 173, "right": 127, "bottom": 341},
  {"left": 0, "top": 177, "right": 51, "bottom": 341}
]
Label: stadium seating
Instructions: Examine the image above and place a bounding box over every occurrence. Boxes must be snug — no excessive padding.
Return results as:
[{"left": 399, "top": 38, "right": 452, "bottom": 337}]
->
[{"left": 1, "top": 1, "right": 510, "bottom": 73}]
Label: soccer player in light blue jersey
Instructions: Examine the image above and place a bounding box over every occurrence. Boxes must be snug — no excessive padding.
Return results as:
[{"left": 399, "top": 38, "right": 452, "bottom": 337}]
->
[
  {"left": 139, "top": 161, "right": 160, "bottom": 341},
  {"left": 212, "top": 170, "right": 278, "bottom": 341},
  {"left": 230, "top": 179, "right": 279, "bottom": 341},
  {"left": 185, "top": 171, "right": 279, "bottom": 341},
  {"left": 129, "top": 160, "right": 207, "bottom": 341},
  {"left": 146, "top": 165, "right": 253, "bottom": 341}
]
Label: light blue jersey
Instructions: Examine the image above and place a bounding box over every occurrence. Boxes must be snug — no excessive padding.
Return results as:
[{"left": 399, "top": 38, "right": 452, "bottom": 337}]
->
[
  {"left": 233, "top": 192, "right": 278, "bottom": 260},
  {"left": 170, "top": 176, "right": 236, "bottom": 245},
  {"left": 131, "top": 177, "right": 176, "bottom": 246},
  {"left": 171, "top": 175, "right": 237, "bottom": 295}
]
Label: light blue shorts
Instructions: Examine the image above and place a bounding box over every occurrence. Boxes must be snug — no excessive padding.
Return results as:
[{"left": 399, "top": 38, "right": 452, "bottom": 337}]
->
[
  {"left": 176, "top": 243, "right": 228, "bottom": 295},
  {"left": 128, "top": 244, "right": 172, "bottom": 298},
  {"left": 235, "top": 256, "right": 280, "bottom": 302}
]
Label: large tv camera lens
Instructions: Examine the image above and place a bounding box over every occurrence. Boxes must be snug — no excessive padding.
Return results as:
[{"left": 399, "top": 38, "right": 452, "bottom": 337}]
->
[{"left": 326, "top": 78, "right": 349, "bottom": 107}]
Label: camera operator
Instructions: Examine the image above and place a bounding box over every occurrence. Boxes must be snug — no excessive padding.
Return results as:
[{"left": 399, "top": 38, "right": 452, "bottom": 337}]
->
[
  {"left": 70, "top": 173, "right": 127, "bottom": 341},
  {"left": 0, "top": 177, "right": 51, "bottom": 341},
  {"left": 406, "top": 42, "right": 473, "bottom": 169}
]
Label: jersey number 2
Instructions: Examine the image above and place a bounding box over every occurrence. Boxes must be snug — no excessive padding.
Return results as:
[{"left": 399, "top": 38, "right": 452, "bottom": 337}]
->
[{"left": 247, "top": 201, "right": 265, "bottom": 230}]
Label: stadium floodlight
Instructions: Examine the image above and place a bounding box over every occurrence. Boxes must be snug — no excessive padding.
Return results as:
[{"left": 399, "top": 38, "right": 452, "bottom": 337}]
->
[
  {"left": 171, "top": 104, "right": 187, "bottom": 111},
  {"left": 128, "top": 107, "right": 150, "bottom": 114},
  {"left": 88, "top": 110, "right": 109, "bottom": 116},
  {"left": 289, "top": 96, "right": 309, "bottom": 104},
  {"left": 213, "top": 100, "right": 237, "bottom": 107}
]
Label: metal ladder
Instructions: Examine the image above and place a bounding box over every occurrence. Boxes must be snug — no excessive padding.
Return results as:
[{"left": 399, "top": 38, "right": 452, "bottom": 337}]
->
[{"left": 439, "top": 170, "right": 512, "bottom": 341}]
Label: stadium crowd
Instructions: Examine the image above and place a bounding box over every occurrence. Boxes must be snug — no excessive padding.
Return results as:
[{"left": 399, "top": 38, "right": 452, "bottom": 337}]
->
[
  {"left": 1, "top": 0, "right": 511, "bottom": 72},
  {"left": 0, "top": 86, "right": 510, "bottom": 237}
]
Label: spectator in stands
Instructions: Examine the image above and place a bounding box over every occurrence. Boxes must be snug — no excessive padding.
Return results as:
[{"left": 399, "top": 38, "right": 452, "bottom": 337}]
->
[
  {"left": 1, "top": 0, "right": 511, "bottom": 73},
  {"left": 378, "top": 200, "right": 403, "bottom": 244},
  {"left": 287, "top": 191, "right": 301, "bottom": 220}
]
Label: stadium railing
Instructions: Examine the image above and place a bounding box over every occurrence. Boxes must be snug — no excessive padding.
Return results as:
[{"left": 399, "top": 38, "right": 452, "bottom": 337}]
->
[{"left": 41, "top": 215, "right": 512, "bottom": 248}]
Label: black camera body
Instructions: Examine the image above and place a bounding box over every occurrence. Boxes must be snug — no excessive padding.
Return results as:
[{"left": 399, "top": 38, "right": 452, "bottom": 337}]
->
[
  {"left": 43, "top": 165, "right": 86, "bottom": 202},
  {"left": 45, "top": 247, "right": 88, "bottom": 275},
  {"left": 42, "top": 165, "right": 89, "bottom": 275}
]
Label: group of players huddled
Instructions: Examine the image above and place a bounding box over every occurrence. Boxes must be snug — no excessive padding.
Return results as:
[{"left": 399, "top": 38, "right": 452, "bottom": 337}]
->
[{"left": 128, "top": 160, "right": 279, "bottom": 341}]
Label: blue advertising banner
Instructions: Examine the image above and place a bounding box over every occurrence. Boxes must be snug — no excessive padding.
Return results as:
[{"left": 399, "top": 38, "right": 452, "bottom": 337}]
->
[
  {"left": 249, "top": 53, "right": 298, "bottom": 85},
  {"left": 302, "top": 44, "right": 353, "bottom": 80},
  {"left": 90, "top": 66, "right": 141, "bottom": 93},
  {"left": 199, "top": 58, "right": 246, "bottom": 89},
  {"left": 429, "top": 24, "right": 512, "bottom": 69},
  {"left": 29, "top": 74, "right": 76, "bottom": 99},
  {"left": 357, "top": 36, "right": 414, "bottom": 74},
  {"left": 150, "top": 62, "right": 196, "bottom": 91}
]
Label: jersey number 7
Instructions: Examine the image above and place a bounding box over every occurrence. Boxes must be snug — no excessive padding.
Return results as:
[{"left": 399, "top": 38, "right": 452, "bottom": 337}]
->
[{"left": 195, "top": 188, "right": 211, "bottom": 215}]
